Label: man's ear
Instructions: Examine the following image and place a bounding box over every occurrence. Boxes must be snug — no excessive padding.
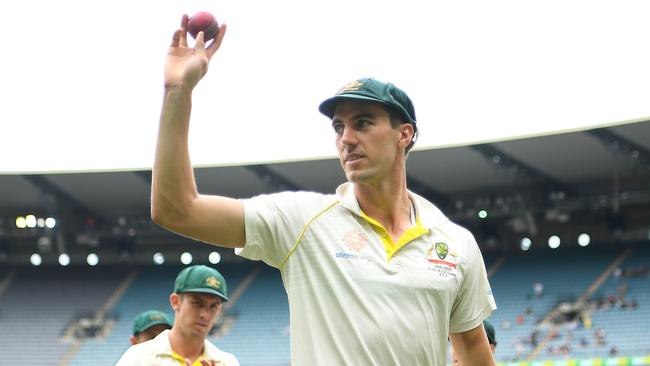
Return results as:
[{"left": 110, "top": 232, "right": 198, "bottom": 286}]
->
[
  {"left": 399, "top": 123, "right": 415, "bottom": 148},
  {"left": 170, "top": 293, "right": 181, "bottom": 311},
  {"left": 130, "top": 335, "right": 138, "bottom": 345}
]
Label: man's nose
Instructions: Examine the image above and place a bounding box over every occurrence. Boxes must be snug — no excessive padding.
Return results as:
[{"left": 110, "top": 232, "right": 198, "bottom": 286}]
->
[{"left": 340, "top": 127, "right": 358, "bottom": 147}]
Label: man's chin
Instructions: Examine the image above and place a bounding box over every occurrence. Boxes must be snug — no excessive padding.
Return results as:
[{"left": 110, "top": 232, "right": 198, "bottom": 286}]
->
[
  {"left": 188, "top": 325, "right": 210, "bottom": 338},
  {"left": 345, "top": 169, "right": 368, "bottom": 183}
]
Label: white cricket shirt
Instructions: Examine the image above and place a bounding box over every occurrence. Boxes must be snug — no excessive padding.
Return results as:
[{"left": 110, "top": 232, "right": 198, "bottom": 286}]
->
[
  {"left": 116, "top": 329, "right": 239, "bottom": 366},
  {"left": 237, "top": 182, "right": 496, "bottom": 365}
]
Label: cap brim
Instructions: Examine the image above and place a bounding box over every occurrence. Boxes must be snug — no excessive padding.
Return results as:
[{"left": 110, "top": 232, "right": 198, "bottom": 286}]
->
[
  {"left": 318, "top": 94, "right": 384, "bottom": 119},
  {"left": 180, "top": 288, "right": 229, "bottom": 301}
]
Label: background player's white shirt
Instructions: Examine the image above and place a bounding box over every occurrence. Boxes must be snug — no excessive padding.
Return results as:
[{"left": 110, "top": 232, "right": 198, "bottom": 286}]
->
[
  {"left": 237, "top": 183, "right": 496, "bottom": 365},
  {"left": 116, "top": 329, "right": 239, "bottom": 366}
]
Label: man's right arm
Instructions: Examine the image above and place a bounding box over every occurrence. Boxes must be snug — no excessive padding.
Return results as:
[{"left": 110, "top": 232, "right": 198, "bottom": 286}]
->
[
  {"left": 150, "top": 15, "right": 245, "bottom": 249},
  {"left": 449, "top": 324, "right": 496, "bottom": 366}
]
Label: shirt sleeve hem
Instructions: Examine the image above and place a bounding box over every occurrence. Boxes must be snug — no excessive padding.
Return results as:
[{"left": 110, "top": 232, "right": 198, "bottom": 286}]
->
[{"left": 449, "top": 303, "right": 496, "bottom": 334}]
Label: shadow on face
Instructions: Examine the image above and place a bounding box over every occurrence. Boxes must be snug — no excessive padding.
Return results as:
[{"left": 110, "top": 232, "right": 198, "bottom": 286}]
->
[{"left": 171, "top": 292, "right": 223, "bottom": 338}]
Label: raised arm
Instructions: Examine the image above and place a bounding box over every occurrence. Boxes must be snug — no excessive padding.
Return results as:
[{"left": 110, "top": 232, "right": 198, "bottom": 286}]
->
[
  {"left": 151, "top": 15, "right": 245, "bottom": 248},
  {"left": 449, "top": 323, "right": 496, "bottom": 366}
]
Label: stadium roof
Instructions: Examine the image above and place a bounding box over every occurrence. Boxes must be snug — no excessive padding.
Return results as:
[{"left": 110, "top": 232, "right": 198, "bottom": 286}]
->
[{"left": 1, "top": 119, "right": 649, "bottom": 265}]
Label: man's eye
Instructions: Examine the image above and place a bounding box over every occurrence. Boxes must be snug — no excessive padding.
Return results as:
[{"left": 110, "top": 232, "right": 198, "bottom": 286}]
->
[{"left": 333, "top": 124, "right": 344, "bottom": 134}]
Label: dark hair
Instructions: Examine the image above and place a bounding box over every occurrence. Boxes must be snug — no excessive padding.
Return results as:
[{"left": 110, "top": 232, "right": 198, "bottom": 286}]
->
[{"left": 385, "top": 106, "right": 417, "bottom": 153}]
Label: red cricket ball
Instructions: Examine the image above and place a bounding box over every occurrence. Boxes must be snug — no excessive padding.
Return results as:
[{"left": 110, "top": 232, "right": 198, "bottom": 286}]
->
[{"left": 187, "top": 12, "right": 219, "bottom": 41}]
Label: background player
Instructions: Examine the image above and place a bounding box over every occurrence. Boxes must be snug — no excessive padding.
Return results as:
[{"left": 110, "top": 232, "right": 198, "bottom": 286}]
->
[
  {"left": 130, "top": 310, "right": 173, "bottom": 345},
  {"left": 117, "top": 265, "right": 239, "bottom": 365}
]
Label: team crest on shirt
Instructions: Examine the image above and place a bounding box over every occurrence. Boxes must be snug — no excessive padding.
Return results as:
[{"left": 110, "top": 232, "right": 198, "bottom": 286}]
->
[
  {"left": 426, "top": 243, "right": 459, "bottom": 268},
  {"left": 426, "top": 242, "right": 461, "bottom": 279},
  {"left": 435, "top": 242, "right": 448, "bottom": 260}
]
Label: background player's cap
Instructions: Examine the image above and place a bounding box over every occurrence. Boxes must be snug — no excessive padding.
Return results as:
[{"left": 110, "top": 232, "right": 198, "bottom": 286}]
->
[
  {"left": 174, "top": 265, "right": 229, "bottom": 301},
  {"left": 132, "top": 310, "right": 173, "bottom": 336},
  {"left": 483, "top": 320, "right": 497, "bottom": 346},
  {"left": 318, "top": 78, "right": 417, "bottom": 133}
]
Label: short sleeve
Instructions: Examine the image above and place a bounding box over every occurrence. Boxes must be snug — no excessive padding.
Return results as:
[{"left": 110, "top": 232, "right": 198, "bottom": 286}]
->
[
  {"left": 236, "top": 191, "right": 329, "bottom": 268},
  {"left": 449, "top": 232, "right": 497, "bottom": 333}
]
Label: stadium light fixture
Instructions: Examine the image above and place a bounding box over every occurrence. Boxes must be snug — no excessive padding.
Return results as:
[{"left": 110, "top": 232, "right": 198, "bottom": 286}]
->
[
  {"left": 25, "top": 214, "right": 37, "bottom": 228},
  {"left": 16, "top": 216, "right": 26, "bottom": 229},
  {"left": 209, "top": 251, "right": 222, "bottom": 264},
  {"left": 180, "top": 252, "right": 193, "bottom": 265},
  {"left": 153, "top": 252, "right": 165, "bottom": 265},
  {"left": 45, "top": 217, "right": 56, "bottom": 228},
  {"left": 30, "top": 253, "right": 42, "bottom": 266},
  {"left": 37, "top": 218, "right": 45, "bottom": 228},
  {"left": 520, "top": 237, "right": 532, "bottom": 251},
  {"left": 548, "top": 235, "right": 561, "bottom": 249},
  {"left": 87, "top": 253, "right": 99, "bottom": 266},
  {"left": 478, "top": 210, "right": 488, "bottom": 219},
  {"left": 577, "top": 233, "right": 591, "bottom": 247},
  {"left": 58, "top": 253, "right": 71, "bottom": 266}
]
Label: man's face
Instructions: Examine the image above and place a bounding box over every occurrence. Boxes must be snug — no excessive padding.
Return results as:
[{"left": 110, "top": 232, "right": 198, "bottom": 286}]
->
[
  {"left": 171, "top": 292, "right": 223, "bottom": 339},
  {"left": 131, "top": 324, "right": 171, "bottom": 345},
  {"left": 331, "top": 100, "right": 411, "bottom": 184}
]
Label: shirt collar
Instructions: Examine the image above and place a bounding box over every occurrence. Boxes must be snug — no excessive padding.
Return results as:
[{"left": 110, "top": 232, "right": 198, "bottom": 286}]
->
[
  {"left": 335, "top": 182, "right": 448, "bottom": 229},
  {"left": 153, "top": 329, "right": 174, "bottom": 355},
  {"left": 152, "top": 329, "right": 223, "bottom": 360}
]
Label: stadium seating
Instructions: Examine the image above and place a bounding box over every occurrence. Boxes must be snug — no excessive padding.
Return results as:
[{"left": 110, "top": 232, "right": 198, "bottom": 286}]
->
[
  {"left": 0, "top": 266, "right": 125, "bottom": 364},
  {"left": 0, "top": 243, "right": 647, "bottom": 365},
  {"left": 212, "top": 265, "right": 290, "bottom": 366},
  {"left": 539, "top": 244, "right": 650, "bottom": 361},
  {"left": 69, "top": 264, "right": 248, "bottom": 366},
  {"left": 487, "top": 246, "right": 627, "bottom": 362}
]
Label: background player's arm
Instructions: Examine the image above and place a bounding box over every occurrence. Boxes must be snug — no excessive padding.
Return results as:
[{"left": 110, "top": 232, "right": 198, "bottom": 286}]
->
[
  {"left": 151, "top": 15, "right": 245, "bottom": 249},
  {"left": 449, "top": 323, "right": 496, "bottom": 366}
]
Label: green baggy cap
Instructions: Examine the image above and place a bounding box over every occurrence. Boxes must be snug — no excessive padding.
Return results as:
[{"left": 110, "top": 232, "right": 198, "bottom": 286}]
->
[
  {"left": 318, "top": 78, "right": 417, "bottom": 135},
  {"left": 174, "top": 265, "right": 229, "bottom": 301},
  {"left": 132, "top": 310, "right": 173, "bottom": 336}
]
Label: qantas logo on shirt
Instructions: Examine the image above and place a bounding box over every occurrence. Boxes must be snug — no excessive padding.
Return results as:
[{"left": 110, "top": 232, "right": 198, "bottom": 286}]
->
[{"left": 335, "top": 251, "right": 375, "bottom": 263}]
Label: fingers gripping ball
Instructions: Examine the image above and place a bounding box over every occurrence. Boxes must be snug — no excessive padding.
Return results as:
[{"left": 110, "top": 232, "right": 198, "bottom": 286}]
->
[{"left": 188, "top": 12, "right": 219, "bottom": 41}]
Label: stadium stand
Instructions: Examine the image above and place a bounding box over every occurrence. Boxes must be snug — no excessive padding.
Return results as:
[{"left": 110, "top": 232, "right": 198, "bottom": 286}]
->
[
  {"left": 0, "top": 244, "right": 647, "bottom": 366},
  {"left": 0, "top": 266, "right": 126, "bottom": 364},
  {"left": 214, "top": 265, "right": 290, "bottom": 366},
  {"left": 487, "top": 245, "right": 643, "bottom": 363},
  {"left": 68, "top": 264, "right": 248, "bottom": 365},
  {"left": 536, "top": 244, "right": 650, "bottom": 361}
]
